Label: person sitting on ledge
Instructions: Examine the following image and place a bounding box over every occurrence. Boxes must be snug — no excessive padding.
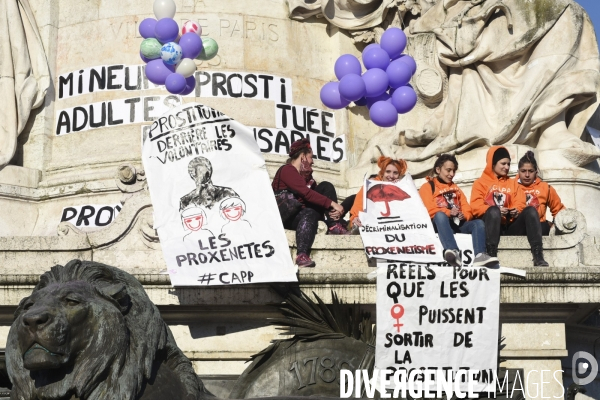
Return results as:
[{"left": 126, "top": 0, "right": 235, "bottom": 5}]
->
[
  {"left": 471, "top": 146, "right": 549, "bottom": 267},
  {"left": 419, "top": 154, "right": 498, "bottom": 268},
  {"left": 272, "top": 138, "right": 347, "bottom": 269},
  {"left": 517, "top": 151, "right": 566, "bottom": 236},
  {"left": 348, "top": 156, "right": 407, "bottom": 230}
]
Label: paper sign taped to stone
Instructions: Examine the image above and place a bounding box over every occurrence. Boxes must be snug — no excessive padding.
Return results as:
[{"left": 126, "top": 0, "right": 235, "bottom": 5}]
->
[
  {"left": 375, "top": 263, "right": 500, "bottom": 392},
  {"left": 359, "top": 175, "right": 444, "bottom": 263},
  {"left": 60, "top": 204, "right": 122, "bottom": 231},
  {"left": 252, "top": 127, "right": 346, "bottom": 162},
  {"left": 142, "top": 102, "right": 297, "bottom": 286}
]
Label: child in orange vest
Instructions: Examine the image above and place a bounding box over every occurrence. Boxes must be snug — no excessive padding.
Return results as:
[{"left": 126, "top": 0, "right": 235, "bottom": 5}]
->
[{"left": 419, "top": 154, "right": 498, "bottom": 267}]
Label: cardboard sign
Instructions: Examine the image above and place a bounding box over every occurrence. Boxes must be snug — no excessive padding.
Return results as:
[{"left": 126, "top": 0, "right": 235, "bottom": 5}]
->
[
  {"left": 375, "top": 263, "right": 500, "bottom": 392},
  {"left": 60, "top": 204, "right": 122, "bottom": 231},
  {"left": 358, "top": 175, "right": 444, "bottom": 263},
  {"left": 142, "top": 102, "right": 297, "bottom": 286}
]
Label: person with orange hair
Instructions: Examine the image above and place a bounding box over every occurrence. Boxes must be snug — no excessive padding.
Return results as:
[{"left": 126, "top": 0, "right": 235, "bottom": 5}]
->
[
  {"left": 419, "top": 154, "right": 498, "bottom": 267},
  {"left": 349, "top": 156, "right": 408, "bottom": 229}
]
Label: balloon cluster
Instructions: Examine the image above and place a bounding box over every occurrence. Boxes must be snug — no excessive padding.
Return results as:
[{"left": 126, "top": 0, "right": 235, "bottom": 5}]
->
[
  {"left": 139, "top": 0, "right": 220, "bottom": 95},
  {"left": 320, "top": 28, "right": 418, "bottom": 128}
]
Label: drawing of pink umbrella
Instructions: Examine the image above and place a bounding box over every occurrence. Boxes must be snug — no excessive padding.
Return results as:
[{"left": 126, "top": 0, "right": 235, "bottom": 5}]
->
[{"left": 366, "top": 184, "right": 411, "bottom": 217}]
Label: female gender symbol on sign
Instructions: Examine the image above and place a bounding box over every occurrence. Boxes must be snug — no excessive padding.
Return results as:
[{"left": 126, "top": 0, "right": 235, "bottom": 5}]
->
[{"left": 390, "top": 304, "right": 405, "bottom": 333}]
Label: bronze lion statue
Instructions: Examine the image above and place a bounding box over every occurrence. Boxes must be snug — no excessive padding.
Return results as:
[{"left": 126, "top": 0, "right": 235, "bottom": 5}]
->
[{"left": 6, "top": 260, "right": 213, "bottom": 400}]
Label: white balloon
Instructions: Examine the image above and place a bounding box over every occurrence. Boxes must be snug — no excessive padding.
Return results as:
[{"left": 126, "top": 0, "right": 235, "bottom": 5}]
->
[
  {"left": 176, "top": 58, "right": 197, "bottom": 78},
  {"left": 153, "top": 0, "right": 176, "bottom": 19}
]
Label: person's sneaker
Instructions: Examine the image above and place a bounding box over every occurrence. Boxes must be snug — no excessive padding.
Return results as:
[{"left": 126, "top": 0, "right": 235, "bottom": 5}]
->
[
  {"left": 328, "top": 222, "right": 350, "bottom": 235},
  {"left": 473, "top": 252, "right": 499, "bottom": 267},
  {"left": 295, "top": 253, "right": 316, "bottom": 268},
  {"left": 443, "top": 249, "right": 462, "bottom": 267}
]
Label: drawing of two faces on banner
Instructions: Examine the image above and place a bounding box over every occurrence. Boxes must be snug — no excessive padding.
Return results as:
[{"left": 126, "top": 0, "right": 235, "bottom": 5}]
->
[{"left": 179, "top": 156, "right": 252, "bottom": 244}]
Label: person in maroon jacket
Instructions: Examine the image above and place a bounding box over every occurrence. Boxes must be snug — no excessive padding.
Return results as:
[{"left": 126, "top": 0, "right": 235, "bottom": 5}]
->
[{"left": 272, "top": 138, "right": 347, "bottom": 268}]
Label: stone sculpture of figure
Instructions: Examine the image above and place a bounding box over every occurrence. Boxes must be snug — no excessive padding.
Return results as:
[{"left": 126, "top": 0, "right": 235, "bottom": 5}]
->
[
  {"left": 0, "top": 0, "right": 50, "bottom": 169},
  {"left": 288, "top": 0, "right": 600, "bottom": 179},
  {"left": 6, "top": 260, "right": 213, "bottom": 400},
  {"left": 179, "top": 156, "right": 239, "bottom": 210}
]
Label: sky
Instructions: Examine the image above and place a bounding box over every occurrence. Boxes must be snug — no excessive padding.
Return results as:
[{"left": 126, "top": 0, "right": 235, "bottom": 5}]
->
[{"left": 576, "top": 0, "right": 600, "bottom": 49}]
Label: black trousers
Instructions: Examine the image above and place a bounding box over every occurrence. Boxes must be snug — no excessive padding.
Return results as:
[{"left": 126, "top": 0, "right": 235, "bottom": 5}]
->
[
  {"left": 341, "top": 194, "right": 356, "bottom": 220},
  {"left": 483, "top": 206, "right": 543, "bottom": 248},
  {"left": 284, "top": 182, "right": 338, "bottom": 255}
]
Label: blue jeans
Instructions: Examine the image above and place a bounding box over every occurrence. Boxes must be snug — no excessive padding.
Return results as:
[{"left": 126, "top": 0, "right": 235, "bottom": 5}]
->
[{"left": 432, "top": 212, "right": 486, "bottom": 255}]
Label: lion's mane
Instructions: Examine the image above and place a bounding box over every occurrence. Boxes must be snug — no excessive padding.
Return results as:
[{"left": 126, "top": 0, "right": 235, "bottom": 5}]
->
[{"left": 6, "top": 260, "right": 210, "bottom": 400}]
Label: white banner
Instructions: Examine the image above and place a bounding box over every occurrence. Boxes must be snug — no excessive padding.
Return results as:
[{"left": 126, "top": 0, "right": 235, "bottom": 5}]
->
[
  {"left": 55, "top": 95, "right": 181, "bottom": 136},
  {"left": 57, "top": 65, "right": 292, "bottom": 104},
  {"left": 252, "top": 127, "right": 346, "bottom": 162},
  {"left": 142, "top": 102, "right": 296, "bottom": 286},
  {"left": 375, "top": 263, "right": 500, "bottom": 392},
  {"left": 60, "top": 204, "right": 122, "bottom": 231},
  {"left": 358, "top": 175, "right": 444, "bottom": 263}
]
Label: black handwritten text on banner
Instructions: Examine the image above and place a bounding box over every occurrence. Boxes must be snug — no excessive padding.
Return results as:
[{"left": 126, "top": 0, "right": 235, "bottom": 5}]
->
[
  {"left": 60, "top": 204, "right": 122, "bottom": 230},
  {"left": 55, "top": 95, "right": 181, "bottom": 135},
  {"left": 252, "top": 128, "right": 346, "bottom": 162},
  {"left": 57, "top": 65, "right": 292, "bottom": 104},
  {"left": 375, "top": 264, "right": 500, "bottom": 392},
  {"left": 142, "top": 102, "right": 296, "bottom": 286},
  {"left": 359, "top": 176, "right": 444, "bottom": 263}
]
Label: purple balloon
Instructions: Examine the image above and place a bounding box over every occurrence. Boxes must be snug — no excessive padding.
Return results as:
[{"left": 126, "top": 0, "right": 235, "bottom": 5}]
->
[
  {"left": 362, "top": 68, "right": 389, "bottom": 97},
  {"left": 165, "top": 73, "right": 187, "bottom": 94},
  {"left": 320, "top": 82, "right": 351, "bottom": 109},
  {"left": 386, "top": 59, "right": 412, "bottom": 89},
  {"left": 139, "top": 18, "right": 157, "bottom": 39},
  {"left": 363, "top": 47, "right": 390, "bottom": 70},
  {"left": 370, "top": 101, "right": 398, "bottom": 127},
  {"left": 363, "top": 43, "right": 381, "bottom": 54},
  {"left": 155, "top": 18, "right": 179, "bottom": 44},
  {"left": 140, "top": 51, "right": 152, "bottom": 64},
  {"left": 354, "top": 97, "right": 368, "bottom": 106},
  {"left": 180, "top": 32, "right": 204, "bottom": 59},
  {"left": 391, "top": 86, "right": 418, "bottom": 114},
  {"left": 181, "top": 75, "right": 197, "bottom": 95},
  {"left": 380, "top": 28, "right": 407, "bottom": 60},
  {"left": 339, "top": 73, "right": 366, "bottom": 102},
  {"left": 145, "top": 59, "right": 176, "bottom": 85},
  {"left": 335, "top": 54, "right": 362, "bottom": 80},
  {"left": 397, "top": 55, "right": 417, "bottom": 75},
  {"left": 366, "top": 92, "right": 391, "bottom": 109}
]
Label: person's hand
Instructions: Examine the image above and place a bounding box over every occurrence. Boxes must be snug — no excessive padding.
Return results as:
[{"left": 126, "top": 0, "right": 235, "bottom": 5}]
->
[
  {"left": 329, "top": 202, "right": 344, "bottom": 220},
  {"left": 331, "top": 202, "right": 344, "bottom": 214},
  {"left": 509, "top": 208, "right": 519, "bottom": 218},
  {"left": 354, "top": 217, "right": 363, "bottom": 227},
  {"left": 457, "top": 212, "right": 465, "bottom": 221},
  {"left": 499, "top": 206, "right": 509, "bottom": 216},
  {"left": 449, "top": 208, "right": 460, "bottom": 217}
]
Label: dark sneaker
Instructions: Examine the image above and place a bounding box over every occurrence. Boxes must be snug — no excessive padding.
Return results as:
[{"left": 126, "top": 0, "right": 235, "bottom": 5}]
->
[
  {"left": 473, "top": 252, "right": 499, "bottom": 267},
  {"left": 328, "top": 222, "right": 350, "bottom": 235},
  {"left": 444, "top": 249, "right": 462, "bottom": 267},
  {"left": 295, "top": 253, "right": 316, "bottom": 268}
]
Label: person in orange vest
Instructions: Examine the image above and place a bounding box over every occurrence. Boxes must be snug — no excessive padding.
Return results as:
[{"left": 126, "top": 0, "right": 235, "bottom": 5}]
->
[
  {"left": 471, "top": 146, "right": 549, "bottom": 266},
  {"left": 348, "top": 156, "right": 407, "bottom": 230},
  {"left": 419, "top": 154, "right": 499, "bottom": 267},
  {"left": 517, "top": 151, "right": 566, "bottom": 236}
]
